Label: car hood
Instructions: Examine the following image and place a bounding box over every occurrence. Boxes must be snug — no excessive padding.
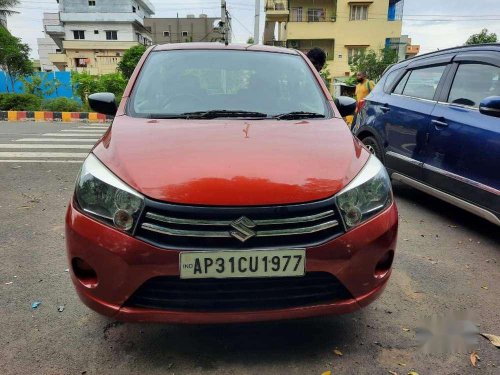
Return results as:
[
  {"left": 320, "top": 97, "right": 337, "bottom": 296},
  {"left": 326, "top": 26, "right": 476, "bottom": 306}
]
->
[{"left": 93, "top": 116, "right": 369, "bottom": 206}]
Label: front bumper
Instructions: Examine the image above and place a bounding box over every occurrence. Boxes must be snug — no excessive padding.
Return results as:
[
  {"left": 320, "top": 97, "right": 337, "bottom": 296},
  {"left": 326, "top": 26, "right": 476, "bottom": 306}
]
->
[{"left": 65, "top": 200, "right": 398, "bottom": 324}]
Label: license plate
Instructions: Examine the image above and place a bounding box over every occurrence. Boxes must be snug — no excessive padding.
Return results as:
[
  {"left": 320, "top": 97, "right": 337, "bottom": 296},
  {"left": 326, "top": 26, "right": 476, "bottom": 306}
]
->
[{"left": 180, "top": 249, "right": 306, "bottom": 279}]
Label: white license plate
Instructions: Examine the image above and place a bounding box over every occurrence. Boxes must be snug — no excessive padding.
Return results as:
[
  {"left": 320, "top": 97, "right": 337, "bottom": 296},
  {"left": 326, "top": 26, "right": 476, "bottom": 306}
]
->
[{"left": 180, "top": 249, "right": 306, "bottom": 279}]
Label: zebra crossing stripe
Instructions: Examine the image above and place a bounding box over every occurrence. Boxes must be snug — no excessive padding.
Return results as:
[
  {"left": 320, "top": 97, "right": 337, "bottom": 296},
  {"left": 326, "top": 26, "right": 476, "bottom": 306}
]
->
[
  {"left": 17, "top": 138, "right": 99, "bottom": 142},
  {"left": 0, "top": 152, "right": 88, "bottom": 158},
  {"left": 0, "top": 144, "right": 94, "bottom": 149}
]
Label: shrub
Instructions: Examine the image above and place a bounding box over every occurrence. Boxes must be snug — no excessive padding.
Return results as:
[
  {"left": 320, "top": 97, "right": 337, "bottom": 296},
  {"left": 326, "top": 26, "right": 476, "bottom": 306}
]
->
[
  {"left": 0, "top": 93, "right": 42, "bottom": 111},
  {"left": 72, "top": 71, "right": 127, "bottom": 108},
  {"left": 42, "top": 97, "right": 83, "bottom": 112}
]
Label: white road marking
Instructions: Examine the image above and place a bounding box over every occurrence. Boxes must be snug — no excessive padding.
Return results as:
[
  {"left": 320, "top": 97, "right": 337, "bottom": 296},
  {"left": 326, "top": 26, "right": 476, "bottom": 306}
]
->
[
  {"left": 0, "top": 160, "right": 83, "bottom": 164},
  {"left": 77, "top": 126, "right": 109, "bottom": 129},
  {"left": 0, "top": 144, "right": 93, "bottom": 149},
  {"left": 17, "top": 138, "right": 99, "bottom": 142},
  {"left": 61, "top": 129, "right": 106, "bottom": 133},
  {"left": 0, "top": 152, "right": 87, "bottom": 158},
  {"left": 43, "top": 133, "right": 103, "bottom": 137}
]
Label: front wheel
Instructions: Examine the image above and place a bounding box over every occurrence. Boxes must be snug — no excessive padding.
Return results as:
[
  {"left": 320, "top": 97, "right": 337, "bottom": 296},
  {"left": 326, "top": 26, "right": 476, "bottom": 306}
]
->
[{"left": 361, "top": 136, "right": 383, "bottom": 162}]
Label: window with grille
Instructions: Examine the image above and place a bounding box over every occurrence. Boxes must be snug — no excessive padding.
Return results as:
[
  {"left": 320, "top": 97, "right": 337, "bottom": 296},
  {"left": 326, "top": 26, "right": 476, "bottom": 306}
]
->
[
  {"left": 307, "top": 8, "right": 325, "bottom": 22},
  {"left": 347, "top": 48, "right": 365, "bottom": 64},
  {"left": 106, "top": 30, "right": 118, "bottom": 40},
  {"left": 350, "top": 5, "right": 368, "bottom": 20},
  {"left": 291, "top": 7, "right": 303, "bottom": 22},
  {"left": 73, "top": 30, "right": 85, "bottom": 40}
]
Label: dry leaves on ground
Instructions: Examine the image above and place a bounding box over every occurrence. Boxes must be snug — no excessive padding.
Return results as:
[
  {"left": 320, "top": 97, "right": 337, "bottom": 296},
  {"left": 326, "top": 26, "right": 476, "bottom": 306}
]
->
[
  {"left": 480, "top": 333, "right": 500, "bottom": 348},
  {"left": 333, "top": 349, "right": 343, "bottom": 356},
  {"left": 470, "top": 351, "right": 480, "bottom": 367}
]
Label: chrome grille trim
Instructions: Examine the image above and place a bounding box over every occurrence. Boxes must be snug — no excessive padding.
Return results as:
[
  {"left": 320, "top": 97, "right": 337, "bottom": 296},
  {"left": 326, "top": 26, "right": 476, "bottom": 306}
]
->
[
  {"left": 145, "top": 210, "right": 336, "bottom": 226},
  {"left": 141, "top": 220, "right": 339, "bottom": 238}
]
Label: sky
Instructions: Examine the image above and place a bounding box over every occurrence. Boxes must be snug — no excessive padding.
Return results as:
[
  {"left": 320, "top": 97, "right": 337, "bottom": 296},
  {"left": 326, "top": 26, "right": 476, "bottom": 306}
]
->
[{"left": 5, "top": 0, "right": 500, "bottom": 59}]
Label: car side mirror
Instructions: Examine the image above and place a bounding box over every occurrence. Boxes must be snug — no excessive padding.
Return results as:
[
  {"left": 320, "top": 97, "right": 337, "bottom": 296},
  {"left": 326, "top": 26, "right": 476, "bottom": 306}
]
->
[
  {"left": 88, "top": 92, "right": 117, "bottom": 116},
  {"left": 479, "top": 96, "right": 500, "bottom": 118},
  {"left": 335, "top": 96, "right": 357, "bottom": 117}
]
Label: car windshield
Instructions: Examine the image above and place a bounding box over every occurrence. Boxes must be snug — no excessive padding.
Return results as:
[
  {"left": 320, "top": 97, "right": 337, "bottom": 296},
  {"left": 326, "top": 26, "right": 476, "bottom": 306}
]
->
[{"left": 128, "top": 49, "right": 330, "bottom": 119}]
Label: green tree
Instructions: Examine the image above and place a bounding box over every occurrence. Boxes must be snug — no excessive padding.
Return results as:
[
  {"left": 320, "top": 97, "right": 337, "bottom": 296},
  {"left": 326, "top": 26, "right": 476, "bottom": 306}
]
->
[
  {"left": 465, "top": 29, "right": 497, "bottom": 45},
  {"left": 0, "top": 0, "right": 19, "bottom": 21},
  {"left": 349, "top": 47, "right": 398, "bottom": 83},
  {"left": 117, "top": 44, "right": 147, "bottom": 79},
  {"left": 72, "top": 71, "right": 127, "bottom": 107},
  {"left": 0, "top": 26, "right": 33, "bottom": 91},
  {"left": 247, "top": 37, "right": 254, "bottom": 44}
]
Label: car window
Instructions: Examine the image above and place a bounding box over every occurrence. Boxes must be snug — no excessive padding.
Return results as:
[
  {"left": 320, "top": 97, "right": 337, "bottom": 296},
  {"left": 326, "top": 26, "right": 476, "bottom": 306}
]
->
[
  {"left": 448, "top": 63, "right": 500, "bottom": 107},
  {"left": 401, "top": 65, "right": 446, "bottom": 100},
  {"left": 383, "top": 69, "right": 401, "bottom": 93},
  {"left": 392, "top": 71, "right": 410, "bottom": 95},
  {"left": 129, "top": 50, "right": 330, "bottom": 118}
]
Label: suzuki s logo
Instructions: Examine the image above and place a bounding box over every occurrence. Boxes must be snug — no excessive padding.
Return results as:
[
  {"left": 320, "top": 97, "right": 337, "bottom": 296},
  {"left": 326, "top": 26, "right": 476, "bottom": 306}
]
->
[{"left": 230, "top": 216, "right": 257, "bottom": 242}]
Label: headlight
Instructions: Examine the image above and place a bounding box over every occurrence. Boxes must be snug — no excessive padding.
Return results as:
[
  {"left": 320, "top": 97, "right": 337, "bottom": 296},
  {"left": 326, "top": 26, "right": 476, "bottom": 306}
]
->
[
  {"left": 75, "top": 154, "right": 144, "bottom": 232},
  {"left": 336, "top": 156, "right": 392, "bottom": 229}
]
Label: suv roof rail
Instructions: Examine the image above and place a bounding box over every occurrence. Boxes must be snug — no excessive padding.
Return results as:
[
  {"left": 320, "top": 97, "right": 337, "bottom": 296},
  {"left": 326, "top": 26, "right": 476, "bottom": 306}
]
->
[{"left": 404, "top": 43, "right": 500, "bottom": 63}]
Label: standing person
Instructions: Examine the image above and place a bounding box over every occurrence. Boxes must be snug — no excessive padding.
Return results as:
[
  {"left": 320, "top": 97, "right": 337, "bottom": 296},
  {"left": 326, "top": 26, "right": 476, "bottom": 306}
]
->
[
  {"left": 306, "top": 48, "right": 326, "bottom": 72},
  {"left": 355, "top": 71, "right": 375, "bottom": 102}
]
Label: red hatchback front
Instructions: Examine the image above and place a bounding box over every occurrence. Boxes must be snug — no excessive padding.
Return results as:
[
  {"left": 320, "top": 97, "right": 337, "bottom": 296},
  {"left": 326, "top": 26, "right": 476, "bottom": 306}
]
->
[{"left": 66, "top": 43, "right": 398, "bottom": 324}]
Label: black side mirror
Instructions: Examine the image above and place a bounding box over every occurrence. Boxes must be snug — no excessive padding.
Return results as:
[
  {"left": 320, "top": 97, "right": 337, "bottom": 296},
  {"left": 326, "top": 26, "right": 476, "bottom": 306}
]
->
[
  {"left": 335, "top": 96, "right": 357, "bottom": 117},
  {"left": 88, "top": 92, "right": 117, "bottom": 116},
  {"left": 479, "top": 96, "right": 500, "bottom": 118}
]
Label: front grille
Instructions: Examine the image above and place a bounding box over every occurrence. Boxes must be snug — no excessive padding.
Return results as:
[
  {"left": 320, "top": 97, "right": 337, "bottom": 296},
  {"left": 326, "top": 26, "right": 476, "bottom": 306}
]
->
[
  {"left": 135, "top": 197, "right": 345, "bottom": 250},
  {"left": 124, "top": 272, "right": 353, "bottom": 312}
]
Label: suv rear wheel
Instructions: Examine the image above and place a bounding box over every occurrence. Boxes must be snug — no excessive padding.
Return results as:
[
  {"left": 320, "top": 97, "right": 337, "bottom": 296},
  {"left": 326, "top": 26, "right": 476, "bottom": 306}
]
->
[{"left": 361, "top": 136, "right": 383, "bottom": 162}]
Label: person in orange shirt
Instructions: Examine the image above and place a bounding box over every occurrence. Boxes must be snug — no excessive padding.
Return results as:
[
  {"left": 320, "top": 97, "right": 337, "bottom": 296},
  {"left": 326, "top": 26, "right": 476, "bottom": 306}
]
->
[{"left": 355, "top": 71, "right": 375, "bottom": 102}]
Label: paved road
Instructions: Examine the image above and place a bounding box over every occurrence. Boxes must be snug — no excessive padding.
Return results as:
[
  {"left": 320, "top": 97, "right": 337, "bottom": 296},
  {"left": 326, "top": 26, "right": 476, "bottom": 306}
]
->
[{"left": 1, "top": 122, "right": 498, "bottom": 375}]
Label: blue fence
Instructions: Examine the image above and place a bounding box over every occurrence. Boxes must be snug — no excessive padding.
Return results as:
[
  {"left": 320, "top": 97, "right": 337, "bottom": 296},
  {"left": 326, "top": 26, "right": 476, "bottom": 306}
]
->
[{"left": 0, "top": 71, "right": 76, "bottom": 100}]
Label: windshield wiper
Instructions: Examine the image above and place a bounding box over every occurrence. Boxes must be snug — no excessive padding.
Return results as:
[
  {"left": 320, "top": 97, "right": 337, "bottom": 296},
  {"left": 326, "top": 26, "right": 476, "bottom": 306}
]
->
[
  {"left": 180, "top": 110, "right": 268, "bottom": 119},
  {"left": 272, "top": 111, "right": 325, "bottom": 120}
]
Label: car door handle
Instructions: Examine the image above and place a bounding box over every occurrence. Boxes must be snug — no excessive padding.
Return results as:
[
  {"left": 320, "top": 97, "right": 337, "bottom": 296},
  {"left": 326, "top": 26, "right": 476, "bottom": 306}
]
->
[
  {"left": 431, "top": 119, "right": 448, "bottom": 128},
  {"left": 380, "top": 105, "right": 390, "bottom": 113}
]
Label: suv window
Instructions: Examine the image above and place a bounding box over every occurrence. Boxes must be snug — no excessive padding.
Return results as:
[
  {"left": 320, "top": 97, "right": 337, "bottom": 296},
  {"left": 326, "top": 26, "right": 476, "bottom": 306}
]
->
[
  {"left": 448, "top": 63, "right": 500, "bottom": 107},
  {"left": 401, "top": 65, "right": 446, "bottom": 100},
  {"left": 383, "top": 69, "right": 401, "bottom": 93},
  {"left": 393, "top": 70, "right": 410, "bottom": 95}
]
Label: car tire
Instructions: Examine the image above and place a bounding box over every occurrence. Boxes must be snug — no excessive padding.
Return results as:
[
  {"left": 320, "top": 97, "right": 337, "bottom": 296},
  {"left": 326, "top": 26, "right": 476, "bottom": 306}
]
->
[{"left": 361, "top": 136, "right": 383, "bottom": 162}]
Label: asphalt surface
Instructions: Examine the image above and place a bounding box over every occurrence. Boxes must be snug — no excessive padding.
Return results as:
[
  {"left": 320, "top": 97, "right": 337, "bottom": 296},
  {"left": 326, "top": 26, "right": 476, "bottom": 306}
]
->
[{"left": 0, "top": 121, "right": 498, "bottom": 375}]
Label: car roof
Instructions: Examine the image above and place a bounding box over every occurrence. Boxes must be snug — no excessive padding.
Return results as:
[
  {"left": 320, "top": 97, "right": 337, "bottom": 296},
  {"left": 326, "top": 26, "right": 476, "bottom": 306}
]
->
[
  {"left": 153, "top": 42, "right": 299, "bottom": 55},
  {"left": 391, "top": 43, "right": 500, "bottom": 70}
]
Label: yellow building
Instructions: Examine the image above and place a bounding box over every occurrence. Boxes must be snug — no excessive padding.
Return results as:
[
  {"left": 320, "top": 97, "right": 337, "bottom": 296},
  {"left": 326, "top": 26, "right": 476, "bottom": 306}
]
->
[
  {"left": 45, "top": 1, "right": 155, "bottom": 75},
  {"left": 264, "top": 0, "right": 404, "bottom": 84}
]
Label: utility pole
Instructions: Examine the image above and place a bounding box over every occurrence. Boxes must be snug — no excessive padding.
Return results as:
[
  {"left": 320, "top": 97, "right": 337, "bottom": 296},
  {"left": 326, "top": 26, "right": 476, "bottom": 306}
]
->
[
  {"left": 220, "top": 0, "right": 229, "bottom": 45},
  {"left": 254, "top": 0, "right": 260, "bottom": 44}
]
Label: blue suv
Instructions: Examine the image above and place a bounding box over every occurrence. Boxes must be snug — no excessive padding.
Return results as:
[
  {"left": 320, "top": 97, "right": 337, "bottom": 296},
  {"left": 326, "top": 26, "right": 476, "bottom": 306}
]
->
[{"left": 352, "top": 44, "right": 500, "bottom": 225}]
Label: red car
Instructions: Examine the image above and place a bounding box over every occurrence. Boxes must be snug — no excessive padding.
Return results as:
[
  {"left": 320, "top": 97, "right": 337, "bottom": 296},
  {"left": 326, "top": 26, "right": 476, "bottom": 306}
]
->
[{"left": 66, "top": 43, "right": 398, "bottom": 324}]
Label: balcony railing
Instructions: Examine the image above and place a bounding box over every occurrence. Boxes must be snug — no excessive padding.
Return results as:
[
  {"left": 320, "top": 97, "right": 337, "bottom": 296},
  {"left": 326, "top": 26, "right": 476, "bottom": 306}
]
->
[
  {"left": 265, "top": 0, "right": 288, "bottom": 11},
  {"left": 264, "top": 40, "right": 287, "bottom": 48},
  {"left": 289, "top": 9, "right": 336, "bottom": 22}
]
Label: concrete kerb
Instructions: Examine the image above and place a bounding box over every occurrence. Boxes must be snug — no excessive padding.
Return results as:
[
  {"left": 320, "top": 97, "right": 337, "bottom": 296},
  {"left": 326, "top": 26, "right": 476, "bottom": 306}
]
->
[{"left": 0, "top": 111, "right": 113, "bottom": 123}]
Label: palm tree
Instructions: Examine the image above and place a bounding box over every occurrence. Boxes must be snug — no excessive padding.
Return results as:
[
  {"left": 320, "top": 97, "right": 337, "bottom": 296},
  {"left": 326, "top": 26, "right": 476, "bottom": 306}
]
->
[{"left": 0, "top": 0, "right": 19, "bottom": 26}]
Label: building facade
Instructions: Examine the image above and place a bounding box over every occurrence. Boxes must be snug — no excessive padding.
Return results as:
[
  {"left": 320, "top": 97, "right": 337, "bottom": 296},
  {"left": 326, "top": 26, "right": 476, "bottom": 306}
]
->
[
  {"left": 45, "top": 0, "right": 154, "bottom": 74},
  {"left": 264, "top": 0, "right": 404, "bottom": 83},
  {"left": 37, "top": 36, "right": 60, "bottom": 72},
  {"left": 145, "top": 15, "right": 223, "bottom": 44},
  {"left": 405, "top": 37, "right": 420, "bottom": 59}
]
